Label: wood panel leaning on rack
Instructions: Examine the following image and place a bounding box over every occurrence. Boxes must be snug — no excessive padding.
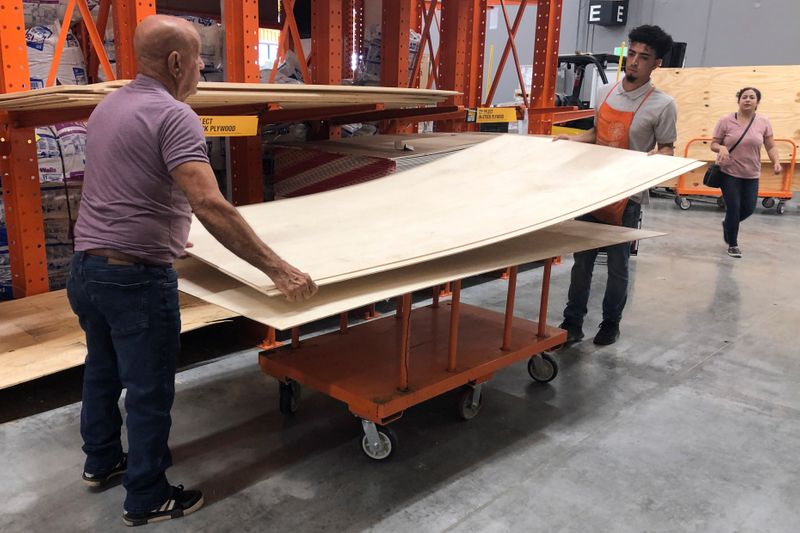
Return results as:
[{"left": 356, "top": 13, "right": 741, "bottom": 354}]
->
[{"left": 651, "top": 65, "right": 800, "bottom": 190}]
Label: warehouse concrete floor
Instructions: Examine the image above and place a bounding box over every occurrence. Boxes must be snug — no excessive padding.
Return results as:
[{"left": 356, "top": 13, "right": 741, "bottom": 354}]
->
[{"left": 2, "top": 196, "right": 799, "bottom": 532}]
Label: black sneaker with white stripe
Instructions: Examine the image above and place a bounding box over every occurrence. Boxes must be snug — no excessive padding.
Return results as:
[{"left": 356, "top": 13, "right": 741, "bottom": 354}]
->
[
  {"left": 122, "top": 484, "right": 204, "bottom": 527},
  {"left": 82, "top": 453, "right": 127, "bottom": 489}
]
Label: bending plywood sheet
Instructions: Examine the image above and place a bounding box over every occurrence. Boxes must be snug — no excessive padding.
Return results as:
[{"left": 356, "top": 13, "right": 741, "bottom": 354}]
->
[
  {"left": 0, "top": 292, "right": 238, "bottom": 390},
  {"left": 178, "top": 221, "right": 664, "bottom": 331},
  {"left": 187, "top": 135, "right": 701, "bottom": 296}
]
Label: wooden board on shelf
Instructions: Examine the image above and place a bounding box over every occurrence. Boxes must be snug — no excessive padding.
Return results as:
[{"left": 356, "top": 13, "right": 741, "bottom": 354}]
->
[
  {"left": 0, "top": 292, "right": 238, "bottom": 390},
  {"left": 0, "top": 80, "right": 456, "bottom": 112},
  {"left": 187, "top": 134, "right": 701, "bottom": 296}
]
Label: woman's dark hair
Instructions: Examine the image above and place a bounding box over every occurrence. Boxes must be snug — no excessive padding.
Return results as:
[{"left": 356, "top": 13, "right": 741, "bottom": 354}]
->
[
  {"left": 736, "top": 87, "right": 762, "bottom": 102},
  {"left": 628, "top": 25, "right": 674, "bottom": 59}
]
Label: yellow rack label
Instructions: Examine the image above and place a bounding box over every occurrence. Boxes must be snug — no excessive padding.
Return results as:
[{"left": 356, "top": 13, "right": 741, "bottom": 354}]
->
[
  {"left": 200, "top": 116, "right": 259, "bottom": 137},
  {"left": 476, "top": 107, "right": 517, "bottom": 124}
]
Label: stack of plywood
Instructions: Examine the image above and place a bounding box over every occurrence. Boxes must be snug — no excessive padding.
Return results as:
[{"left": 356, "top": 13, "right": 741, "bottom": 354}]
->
[
  {"left": 651, "top": 65, "right": 800, "bottom": 190},
  {"left": 0, "top": 291, "right": 237, "bottom": 390},
  {"left": 270, "top": 133, "right": 495, "bottom": 198},
  {"left": 179, "top": 134, "right": 703, "bottom": 329},
  {"left": 0, "top": 81, "right": 456, "bottom": 112}
]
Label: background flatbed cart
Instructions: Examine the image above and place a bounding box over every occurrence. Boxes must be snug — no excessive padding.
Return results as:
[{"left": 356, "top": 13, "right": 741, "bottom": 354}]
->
[
  {"left": 259, "top": 260, "right": 566, "bottom": 461},
  {"left": 674, "top": 137, "right": 797, "bottom": 214}
]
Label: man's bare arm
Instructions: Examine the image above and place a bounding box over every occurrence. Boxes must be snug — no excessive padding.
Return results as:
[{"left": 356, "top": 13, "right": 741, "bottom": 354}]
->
[{"left": 171, "top": 160, "right": 317, "bottom": 301}]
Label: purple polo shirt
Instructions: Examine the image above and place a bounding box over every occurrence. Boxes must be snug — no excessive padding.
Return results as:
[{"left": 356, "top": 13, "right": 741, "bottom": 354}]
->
[{"left": 74, "top": 74, "right": 209, "bottom": 265}]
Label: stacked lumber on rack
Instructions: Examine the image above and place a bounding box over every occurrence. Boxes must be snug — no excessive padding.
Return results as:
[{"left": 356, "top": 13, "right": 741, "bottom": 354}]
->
[
  {"left": 0, "top": 291, "right": 237, "bottom": 390},
  {"left": 179, "top": 134, "right": 703, "bottom": 329},
  {"left": 270, "top": 133, "right": 495, "bottom": 198},
  {"left": 651, "top": 65, "right": 800, "bottom": 190},
  {"left": 0, "top": 81, "right": 456, "bottom": 112}
]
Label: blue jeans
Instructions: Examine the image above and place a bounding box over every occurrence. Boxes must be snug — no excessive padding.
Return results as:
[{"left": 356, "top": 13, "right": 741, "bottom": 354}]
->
[
  {"left": 67, "top": 252, "right": 180, "bottom": 512},
  {"left": 720, "top": 173, "right": 758, "bottom": 247},
  {"left": 563, "top": 200, "right": 642, "bottom": 326}
]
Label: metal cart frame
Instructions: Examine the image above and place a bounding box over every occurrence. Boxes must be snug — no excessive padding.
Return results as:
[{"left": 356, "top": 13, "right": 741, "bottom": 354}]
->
[
  {"left": 674, "top": 137, "right": 797, "bottom": 214},
  {"left": 259, "top": 259, "right": 566, "bottom": 460}
]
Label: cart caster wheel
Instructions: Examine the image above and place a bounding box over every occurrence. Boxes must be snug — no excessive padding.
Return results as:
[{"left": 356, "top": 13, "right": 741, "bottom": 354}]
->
[
  {"left": 716, "top": 196, "right": 726, "bottom": 209},
  {"left": 528, "top": 353, "right": 558, "bottom": 383},
  {"left": 676, "top": 197, "right": 691, "bottom": 210},
  {"left": 360, "top": 421, "right": 397, "bottom": 461},
  {"left": 278, "top": 380, "right": 301, "bottom": 415},
  {"left": 777, "top": 202, "right": 786, "bottom": 215},
  {"left": 762, "top": 197, "right": 776, "bottom": 209},
  {"left": 455, "top": 385, "right": 483, "bottom": 421}
]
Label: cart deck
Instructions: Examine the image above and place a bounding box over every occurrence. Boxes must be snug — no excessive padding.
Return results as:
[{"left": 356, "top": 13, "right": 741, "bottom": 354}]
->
[{"left": 260, "top": 301, "right": 565, "bottom": 424}]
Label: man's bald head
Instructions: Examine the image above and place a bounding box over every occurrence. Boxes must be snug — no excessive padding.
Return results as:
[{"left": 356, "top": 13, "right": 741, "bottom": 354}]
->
[{"left": 133, "top": 15, "right": 203, "bottom": 101}]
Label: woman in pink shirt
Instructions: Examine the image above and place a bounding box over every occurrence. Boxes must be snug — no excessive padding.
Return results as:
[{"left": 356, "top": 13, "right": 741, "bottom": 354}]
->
[{"left": 711, "top": 87, "right": 782, "bottom": 258}]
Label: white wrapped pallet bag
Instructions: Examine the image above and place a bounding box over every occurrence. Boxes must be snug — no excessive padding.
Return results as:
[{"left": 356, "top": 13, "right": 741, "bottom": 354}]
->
[
  {"left": 180, "top": 16, "right": 223, "bottom": 71},
  {"left": 26, "top": 21, "right": 88, "bottom": 88},
  {"left": 53, "top": 122, "right": 87, "bottom": 182},
  {"left": 35, "top": 126, "right": 65, "bottom": 184}
]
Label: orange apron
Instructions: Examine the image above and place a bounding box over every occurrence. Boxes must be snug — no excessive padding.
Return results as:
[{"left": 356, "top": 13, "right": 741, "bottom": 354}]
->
[{"left": 590, "top": 82, "right": 656, "bottom": 225}]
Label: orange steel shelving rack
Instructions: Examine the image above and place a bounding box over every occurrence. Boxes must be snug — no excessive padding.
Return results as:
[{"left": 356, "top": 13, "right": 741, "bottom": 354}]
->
[{"left": 1, "top": 0, "right": 569, "bottom": 300}]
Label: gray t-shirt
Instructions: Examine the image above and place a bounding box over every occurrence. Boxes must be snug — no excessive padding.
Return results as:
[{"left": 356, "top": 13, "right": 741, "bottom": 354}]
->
[
  {"left": 74, "top": 74, "right": 209, "bottom": 264},
  {"left": 595, "top": 80, "right": 677, "bottom": 204}
]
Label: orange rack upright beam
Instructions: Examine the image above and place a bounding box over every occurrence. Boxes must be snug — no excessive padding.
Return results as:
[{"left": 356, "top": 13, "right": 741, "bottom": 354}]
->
[
  {"left": 311, "top": 0, "right": 344, "bottom": 139},
  {"left": 435, "top": 0, "right": 486, "bottom": 132},
  {"left": 224, "top": 0, "right": 264, "bottom": 205},
  {"left": 0, "top": 0, "right": 49, "bottom": 298},
  {"left": 528, "top": 0, "right": 562, "bottom": 135},
  {"left": 111, "top": 0, "right": 155, "bottom": 78}
]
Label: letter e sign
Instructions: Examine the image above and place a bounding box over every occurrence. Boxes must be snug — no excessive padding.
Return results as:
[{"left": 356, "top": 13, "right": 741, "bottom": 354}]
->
[{"left": 587, "top": 0, "right": 629, "bottom": 26}]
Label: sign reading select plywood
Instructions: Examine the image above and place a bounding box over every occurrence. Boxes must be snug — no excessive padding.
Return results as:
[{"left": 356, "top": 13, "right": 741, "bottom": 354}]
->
[
  {"left": 199, "top": 116, "right": 259, "bottom": 137},
  {"left": 587, "top": 0, "right": 629, "bottom": 26}
]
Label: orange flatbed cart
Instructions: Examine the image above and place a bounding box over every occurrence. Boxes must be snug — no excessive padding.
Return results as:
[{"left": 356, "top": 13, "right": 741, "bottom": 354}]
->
[
  {"left": 259, "top": 260, "right": 566, "bottom": 460},
  {"left": 674, "top": 137, "right": 797, "bottom": 214}
]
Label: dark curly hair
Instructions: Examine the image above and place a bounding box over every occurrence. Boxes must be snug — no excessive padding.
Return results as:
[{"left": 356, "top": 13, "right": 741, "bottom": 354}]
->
[
  {"left": 628, "top": 25, "right": 674, "bottom": 59},
  {"left": 736, "top": 87, "right": 762, "bottom": 102}
]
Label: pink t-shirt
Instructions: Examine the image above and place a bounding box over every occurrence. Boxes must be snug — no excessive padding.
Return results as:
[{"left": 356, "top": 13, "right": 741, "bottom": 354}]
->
[
  {"left": 712, "top": 113, "right": 774, "bottom": 179},
  {"left": 74, "top": 75, "right": 209, "bottom": 265}
]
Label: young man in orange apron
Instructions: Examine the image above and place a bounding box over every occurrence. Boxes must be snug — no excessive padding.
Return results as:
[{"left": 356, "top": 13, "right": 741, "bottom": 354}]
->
[{"left": 554, "top": 25, "right": 677, "bottom": 346}]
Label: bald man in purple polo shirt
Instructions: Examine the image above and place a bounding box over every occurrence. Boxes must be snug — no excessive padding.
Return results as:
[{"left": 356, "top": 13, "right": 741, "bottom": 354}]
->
[{"left": 67, "top": 15, "right": 316, "bottom": 527}]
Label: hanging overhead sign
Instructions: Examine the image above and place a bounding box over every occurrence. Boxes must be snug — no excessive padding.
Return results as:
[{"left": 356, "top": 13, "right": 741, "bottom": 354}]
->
[{"left": 587, "top": 1, "right": 629, "bottom": 26}]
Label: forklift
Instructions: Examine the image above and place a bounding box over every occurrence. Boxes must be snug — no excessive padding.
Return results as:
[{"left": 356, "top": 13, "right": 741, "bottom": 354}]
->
[{"left": 555, "top": 53, "right": 622, "bottom": 131}]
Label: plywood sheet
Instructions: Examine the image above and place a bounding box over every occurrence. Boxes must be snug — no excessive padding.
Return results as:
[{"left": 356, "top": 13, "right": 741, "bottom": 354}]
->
[
  {"left": 651, "top": 66, "right": 800, "bottom": 189},
  {"left": 188, "top": 134, "right": 701, "bottom": 296},
  {"left": 284, "top": 132, "right": 497, "bottom": 160},
  {"left": 0, "top": 81, "right": 456, "bottom": 112},
  {"left": 0, "top": 291, "right": 238, "bottom": 390},
  {"left": 178, "top": 221, "right": 664, "bottom": 331}
]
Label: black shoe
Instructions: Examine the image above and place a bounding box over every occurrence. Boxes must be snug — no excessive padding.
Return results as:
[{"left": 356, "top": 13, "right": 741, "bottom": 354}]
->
[
  {"left": 593, "top": 321, "right": 620, "bottom": 346},
  {"left": 82, "top": 453, "right": 127, "bottom": 489},
  {"left": 727, "top": 246, "right": 741, "bottom": 258},
  {"left": 722, "top": 221, "right": 729, "bottom": 244},
  {"left": 123, "top": 485, "right": 204, "bottom": 527},
  {"left": 558, "top": 321, "right": 584, "bottom": 345}
]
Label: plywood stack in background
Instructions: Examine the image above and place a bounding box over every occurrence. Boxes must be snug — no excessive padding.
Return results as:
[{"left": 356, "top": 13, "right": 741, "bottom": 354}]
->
[
  {"left": 0, "top": 291, "right": 237, "bottom": 390},
  {"left": 651, "top": 65, "right": 800, "bottom": 190},
  {"left": 270, "top": 133, "right": 493, "bottom": 198}
]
